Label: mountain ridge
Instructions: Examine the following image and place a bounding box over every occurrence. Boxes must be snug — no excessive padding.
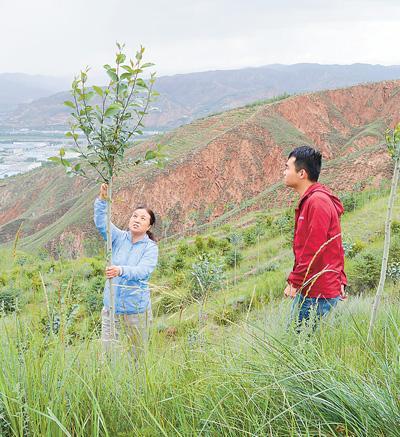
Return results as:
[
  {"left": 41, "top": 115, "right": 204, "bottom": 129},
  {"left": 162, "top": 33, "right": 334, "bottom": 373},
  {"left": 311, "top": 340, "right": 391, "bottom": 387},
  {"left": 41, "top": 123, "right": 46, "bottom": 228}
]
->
[{"left": 1, "top": 63, "right": 400, "bottom": 131}]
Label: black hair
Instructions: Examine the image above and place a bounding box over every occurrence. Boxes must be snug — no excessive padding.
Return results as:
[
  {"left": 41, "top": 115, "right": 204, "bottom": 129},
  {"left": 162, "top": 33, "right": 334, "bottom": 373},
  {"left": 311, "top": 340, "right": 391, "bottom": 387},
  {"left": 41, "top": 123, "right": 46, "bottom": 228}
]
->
[
  {"left": 288, "top": 146, "right": 322, "bottom": 182},
  {"left": 135, "top": 206, "right": 156, "bottom": 241}
]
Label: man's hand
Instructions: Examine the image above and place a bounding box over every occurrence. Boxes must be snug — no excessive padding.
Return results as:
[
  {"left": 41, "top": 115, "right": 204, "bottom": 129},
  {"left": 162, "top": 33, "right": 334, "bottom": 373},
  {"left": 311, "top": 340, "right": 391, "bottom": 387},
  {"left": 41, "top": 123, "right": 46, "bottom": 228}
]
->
[
  {"left": 284, "top": 283, "right": 297, "bottom": 298},
  {"left": 99, "top": 183, "right": 108, "bottom": 200},
  {"left": 105, "top": 266, "right": 122, "bottom": 278},
  {"left": 340, "top": 284, "right": 348, "bottom": 300}
]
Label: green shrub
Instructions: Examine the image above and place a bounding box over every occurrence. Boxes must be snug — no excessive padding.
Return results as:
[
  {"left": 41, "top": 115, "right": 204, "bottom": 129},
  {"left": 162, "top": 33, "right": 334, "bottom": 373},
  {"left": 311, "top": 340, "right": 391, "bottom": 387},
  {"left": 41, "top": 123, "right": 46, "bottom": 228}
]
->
[
  {"left": 389, "top": 236, "right": 400, "bottom": 263},
  {"left": 341, "top": 192, "right": 359, "bottom": 212},
  {"left": 216, "top": 238, "right": 231, "bottom": 254},
  {"left": 343, "top": 240, "right": 365, "bottom": 258},
  {"left": 177, "top": 241, "right": 191, "bottom": 256},
  {"left": 228, "top": 232, "right": 243, "bottom": 247},
  {"left": 0, "top": 273, "right": 8, "bottom": 287},
  {"left": 0, "top": 286, "right": 23, "bottom": 313},
  {"left": 194, "top": 236, "right": 205, "bottom": 253},
  {"left": 352, "top": 251, "right": 381, "bottom": 293},
  {"left": 224, "top": 250, "right": 243, "bottom": 268},
  {"left": 190, "top": 255, "right": 225, "bottom": 299},
  {"left": 157, "top": 256, "right": 171, "bottom": 275},
  {"left": 85, "top": 293, "right": 103, "bottom": 314},
  {"left": 256, "top": 215, "right": 273, "bottom": 229},
  {"left": 170, "top": 271, "right": 187, "bottom": 288},
  {"left": 243, "top": 227, "right": 258, "bottom": 246},
  {"left": 171, "top": 255, "right": 186, "bottom": 271},
  {"left": 256, "top": 261, "right": 280, "bottom": 274},
  {"left": 391, "top": 220, "right": 400, "bottom": 235},
  {"left": 387, "top": 262, "right": 400, "bottom": 284},
  {"left": 85, "top": 276, "right": 104, "bottom": 313},
  {"left": 221, "top": 224, "right": 232, "bottom": 233},
  {"left": 206, "top": 236, "right": 218, "bottom": 249},
  {"left": 273, "top": 212, "right": 294, "bottom": 234}
]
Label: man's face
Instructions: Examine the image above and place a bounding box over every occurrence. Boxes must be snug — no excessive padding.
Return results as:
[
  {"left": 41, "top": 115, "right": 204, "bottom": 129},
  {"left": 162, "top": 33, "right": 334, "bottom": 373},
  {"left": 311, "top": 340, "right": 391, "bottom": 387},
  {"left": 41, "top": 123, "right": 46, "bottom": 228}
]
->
[
  {"left": 129, "top": 208, "right": 151, "bottom": 235},
  {"left": 284, "top": 156, "right": 303, "bottom": 188}
]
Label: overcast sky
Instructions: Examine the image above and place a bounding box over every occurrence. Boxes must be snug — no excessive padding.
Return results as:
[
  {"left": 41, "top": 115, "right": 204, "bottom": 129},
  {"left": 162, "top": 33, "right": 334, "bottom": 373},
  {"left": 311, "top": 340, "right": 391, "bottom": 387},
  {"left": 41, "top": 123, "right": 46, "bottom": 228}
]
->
[{"left": 1, "top": 0, "right": 399, "bottom": 79}]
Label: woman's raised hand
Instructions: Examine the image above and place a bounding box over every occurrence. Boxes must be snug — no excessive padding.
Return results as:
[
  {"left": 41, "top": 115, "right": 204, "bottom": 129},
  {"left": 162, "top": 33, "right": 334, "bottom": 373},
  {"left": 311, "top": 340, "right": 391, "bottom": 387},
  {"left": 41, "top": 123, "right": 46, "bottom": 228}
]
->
[{"left": 99, "top": 183, "right": 108, "bottom": 200}]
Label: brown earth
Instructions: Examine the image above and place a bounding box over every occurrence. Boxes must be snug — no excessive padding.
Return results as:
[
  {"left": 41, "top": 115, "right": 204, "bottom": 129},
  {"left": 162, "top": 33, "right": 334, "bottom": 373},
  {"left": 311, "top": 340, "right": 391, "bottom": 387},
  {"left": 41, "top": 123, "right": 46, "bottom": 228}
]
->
[{"left": 1, "top": 80, "right": 399, "bottom": 254}]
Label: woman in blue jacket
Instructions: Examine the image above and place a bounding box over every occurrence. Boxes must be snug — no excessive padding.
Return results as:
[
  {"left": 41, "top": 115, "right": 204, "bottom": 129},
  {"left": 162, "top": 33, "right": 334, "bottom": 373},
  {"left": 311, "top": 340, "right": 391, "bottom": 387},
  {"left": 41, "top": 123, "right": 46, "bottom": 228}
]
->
[{"left": 94, "top": 183, "right": 158, "bottom": 356}]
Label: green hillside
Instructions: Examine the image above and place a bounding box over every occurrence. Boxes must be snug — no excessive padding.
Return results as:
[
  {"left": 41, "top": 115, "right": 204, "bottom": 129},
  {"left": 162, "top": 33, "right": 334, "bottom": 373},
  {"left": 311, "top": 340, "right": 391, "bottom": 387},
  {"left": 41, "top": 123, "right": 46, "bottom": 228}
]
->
[{"left": 0, "top": 184, "right": 399, "bottom": 435}]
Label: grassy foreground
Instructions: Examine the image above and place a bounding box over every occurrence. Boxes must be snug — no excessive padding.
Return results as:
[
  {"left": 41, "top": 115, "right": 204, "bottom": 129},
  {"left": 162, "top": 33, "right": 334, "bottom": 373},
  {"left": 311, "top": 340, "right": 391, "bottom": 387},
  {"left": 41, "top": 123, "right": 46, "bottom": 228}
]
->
[{"left": 0, "top": 295, "right": 399, "bottom": 436}]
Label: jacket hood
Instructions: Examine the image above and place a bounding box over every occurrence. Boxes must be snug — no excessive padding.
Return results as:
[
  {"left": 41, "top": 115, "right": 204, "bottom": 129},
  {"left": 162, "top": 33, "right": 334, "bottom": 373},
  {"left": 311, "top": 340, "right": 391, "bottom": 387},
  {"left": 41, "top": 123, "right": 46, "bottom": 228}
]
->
[{"left": 300, "top": 183, "right": 344, "bottom": 216}]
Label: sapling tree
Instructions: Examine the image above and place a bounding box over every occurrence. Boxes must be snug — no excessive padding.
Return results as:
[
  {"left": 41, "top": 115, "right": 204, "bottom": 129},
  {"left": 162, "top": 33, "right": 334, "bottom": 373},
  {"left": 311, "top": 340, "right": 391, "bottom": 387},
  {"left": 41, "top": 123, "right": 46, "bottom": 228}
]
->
[
  {"left": 368, "top": 122, "right": 400, "bottom": 341},
  {"left": 228, "top": 232, "right": 243, "bottom": 285},
  {"left": 50, "top": 43, "right": 165, "bottom": 340}
]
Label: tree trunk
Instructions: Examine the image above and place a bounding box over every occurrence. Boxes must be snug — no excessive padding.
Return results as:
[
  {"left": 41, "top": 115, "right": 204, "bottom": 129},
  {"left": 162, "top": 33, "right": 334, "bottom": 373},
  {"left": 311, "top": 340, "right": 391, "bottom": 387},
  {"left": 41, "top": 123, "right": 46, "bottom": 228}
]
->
[
  {"left": 106, "top": 180, "right": 116, "bottom": 340},
  {"left": 234, "top": 247, "right": 237, "bottom": 285},
  {"left": 368, "top": 157, "right": 400, "bottom": 341}
]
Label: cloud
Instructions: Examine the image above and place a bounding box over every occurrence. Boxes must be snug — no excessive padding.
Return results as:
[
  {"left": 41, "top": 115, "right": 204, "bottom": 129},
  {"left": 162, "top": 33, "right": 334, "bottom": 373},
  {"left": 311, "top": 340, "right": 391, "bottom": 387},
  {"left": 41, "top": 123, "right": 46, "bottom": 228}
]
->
[{"left": 0, "top": 0, "right": 399, "bottom": 77}]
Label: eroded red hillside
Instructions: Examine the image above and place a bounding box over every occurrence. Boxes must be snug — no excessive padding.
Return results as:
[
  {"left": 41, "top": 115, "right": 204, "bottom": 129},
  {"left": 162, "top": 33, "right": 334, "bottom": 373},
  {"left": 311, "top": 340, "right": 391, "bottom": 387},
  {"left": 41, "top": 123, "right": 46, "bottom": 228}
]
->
[{"left": 0, "top": 80, "right": 399, "bottom": 252}]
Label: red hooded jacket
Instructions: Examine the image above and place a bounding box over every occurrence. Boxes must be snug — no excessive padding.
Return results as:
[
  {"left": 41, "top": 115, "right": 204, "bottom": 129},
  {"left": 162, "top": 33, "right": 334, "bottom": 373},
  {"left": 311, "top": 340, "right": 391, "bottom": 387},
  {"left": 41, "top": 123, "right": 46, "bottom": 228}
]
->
[{"left": 288, "top": 183, "right": 347, "bottom": 299}]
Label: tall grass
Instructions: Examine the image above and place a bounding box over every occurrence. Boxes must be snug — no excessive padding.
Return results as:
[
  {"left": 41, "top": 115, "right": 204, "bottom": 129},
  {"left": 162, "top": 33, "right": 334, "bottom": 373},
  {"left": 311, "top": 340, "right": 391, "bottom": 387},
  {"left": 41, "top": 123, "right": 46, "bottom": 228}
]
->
[{"left": 0, "top": 296, "right": 399, "bottom": 435}]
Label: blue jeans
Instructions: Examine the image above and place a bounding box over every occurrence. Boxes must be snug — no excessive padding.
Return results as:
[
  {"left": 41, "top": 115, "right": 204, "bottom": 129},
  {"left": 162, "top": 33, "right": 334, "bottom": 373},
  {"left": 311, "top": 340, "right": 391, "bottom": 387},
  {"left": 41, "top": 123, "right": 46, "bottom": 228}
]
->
[{"left": 290, "top": 294, "right": 340, "bottom": 328}]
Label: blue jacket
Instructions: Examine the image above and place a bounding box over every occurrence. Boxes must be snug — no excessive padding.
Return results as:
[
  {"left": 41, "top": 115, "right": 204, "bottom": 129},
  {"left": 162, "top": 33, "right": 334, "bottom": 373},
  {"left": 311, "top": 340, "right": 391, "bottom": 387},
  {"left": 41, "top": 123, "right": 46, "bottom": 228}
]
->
[{"left": 94, "top": 198, "right": 158, "bottom": 314}]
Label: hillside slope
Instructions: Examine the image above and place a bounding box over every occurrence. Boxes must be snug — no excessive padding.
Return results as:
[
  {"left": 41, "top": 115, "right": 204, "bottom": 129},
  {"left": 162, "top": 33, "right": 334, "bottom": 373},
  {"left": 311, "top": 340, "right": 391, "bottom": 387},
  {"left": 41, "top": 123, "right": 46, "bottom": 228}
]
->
[{"left": 0, "top": 79, "right": 399, "bottom": 254}]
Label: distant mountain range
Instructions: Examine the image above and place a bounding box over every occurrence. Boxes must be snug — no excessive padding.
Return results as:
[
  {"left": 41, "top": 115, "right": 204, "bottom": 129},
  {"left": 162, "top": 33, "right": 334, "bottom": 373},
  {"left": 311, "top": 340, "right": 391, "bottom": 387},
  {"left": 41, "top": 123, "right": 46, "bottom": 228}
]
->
[
  {"left": 0, "top": 73, "right": 70, "bottom": 113},
  {"left": 1, "top": 63, "right": 400, "bottom": 131}
]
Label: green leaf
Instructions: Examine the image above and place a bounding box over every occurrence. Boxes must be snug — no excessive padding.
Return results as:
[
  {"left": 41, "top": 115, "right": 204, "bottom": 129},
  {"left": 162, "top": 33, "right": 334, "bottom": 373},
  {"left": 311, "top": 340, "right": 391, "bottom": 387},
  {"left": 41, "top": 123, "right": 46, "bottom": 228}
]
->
[
  {"left": 62, "top": 159, "right": 72, "bottom": 167},
  {"left": 106, "top": 69, "right": 118, "bottom": 82},
  {"left": 136, "top": 78, "right": 147, "bottom": 88},
  {"left": 48, "top": 156, "right": 62, "bottom": 163},
  {"left": 74, "top": 163, "right": 81, "bottom": 172},
  {"left": 120, "top": 72, "right": 132, "bottom": 80},
  {"left": 60, "top": 148, "right": 65, "bottom": 157},
  {"left": 116, "top": 53, "right": 126, "bottom": 64},
  {"left": 141, "top": 62, "right": 155, "bottom": 69},
  {"left": 64, "top": 100, "right": 75, "bottom": 109},
  {"left": 121, "top": 65, "right": 134, "bottom": 73},
  {"left": 104, "top": 103, "right": 123, "bottom": 117},
  {"left": 93, "top": 86, "right": 104, "bottom": 97},
  {"left": 145, "top": 150, "right": 157, "bottom": 160}
]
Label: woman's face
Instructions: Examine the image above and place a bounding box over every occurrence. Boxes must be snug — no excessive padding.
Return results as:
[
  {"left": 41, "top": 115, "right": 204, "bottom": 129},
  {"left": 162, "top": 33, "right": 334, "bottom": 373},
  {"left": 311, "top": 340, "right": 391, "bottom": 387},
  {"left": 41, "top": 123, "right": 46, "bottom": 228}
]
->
[{"left": 129, "top": 208, "right": 152, "bottom": 235}]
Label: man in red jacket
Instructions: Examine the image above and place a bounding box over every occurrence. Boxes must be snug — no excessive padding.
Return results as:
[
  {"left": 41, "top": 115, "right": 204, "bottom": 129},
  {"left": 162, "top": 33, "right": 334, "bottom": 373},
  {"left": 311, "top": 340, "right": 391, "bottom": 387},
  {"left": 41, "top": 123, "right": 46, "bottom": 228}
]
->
[{"left": 283, "top": 146, "right": 346, "bottom": 326}]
